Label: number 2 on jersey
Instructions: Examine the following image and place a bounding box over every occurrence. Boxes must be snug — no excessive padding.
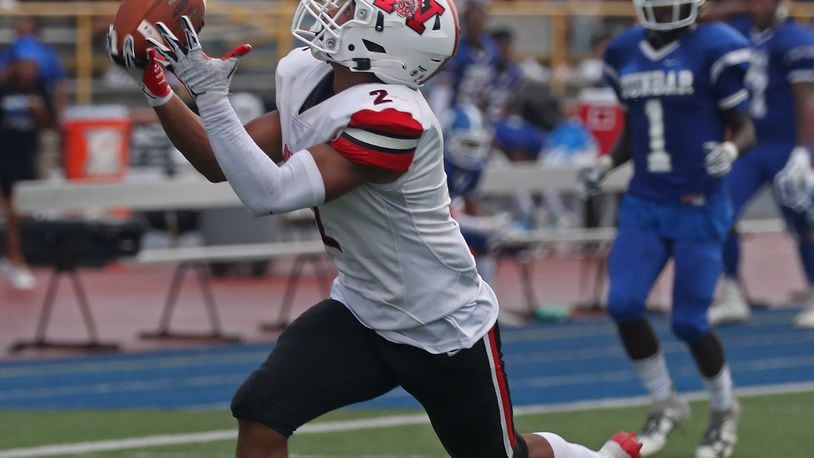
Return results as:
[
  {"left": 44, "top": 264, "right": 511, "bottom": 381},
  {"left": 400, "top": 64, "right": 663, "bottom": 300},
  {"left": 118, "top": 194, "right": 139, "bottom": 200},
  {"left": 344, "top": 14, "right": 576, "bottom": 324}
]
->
[{"left": 644, "top": 99, "right": 672, "bottom": 173}]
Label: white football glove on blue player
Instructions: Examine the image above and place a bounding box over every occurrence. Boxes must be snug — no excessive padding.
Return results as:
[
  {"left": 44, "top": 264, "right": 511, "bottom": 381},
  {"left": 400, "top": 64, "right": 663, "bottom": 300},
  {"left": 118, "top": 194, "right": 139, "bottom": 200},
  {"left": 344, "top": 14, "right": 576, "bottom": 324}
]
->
[
  {"left": 774, "top": 146, "right": 814, "bottom": 213},
  {"left": 148, "top": 16, "right": 252, "bottom": 100},
  {"left": 703, "top": 141, "right": 738, "bottom": 177},
  {"left": 577, "top": 155, "right": 614, "bottom": 198}
]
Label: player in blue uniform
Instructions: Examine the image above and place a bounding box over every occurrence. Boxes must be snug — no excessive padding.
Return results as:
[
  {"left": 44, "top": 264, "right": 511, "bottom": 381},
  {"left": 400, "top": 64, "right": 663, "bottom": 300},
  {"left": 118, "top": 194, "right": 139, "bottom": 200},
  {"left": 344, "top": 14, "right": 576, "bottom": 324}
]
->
[
  {"left": 579, "top": 0, "right": 755, "bottom": 456},
  {"left": 706, "top": 0, "right": 814, "bottom": 328}
]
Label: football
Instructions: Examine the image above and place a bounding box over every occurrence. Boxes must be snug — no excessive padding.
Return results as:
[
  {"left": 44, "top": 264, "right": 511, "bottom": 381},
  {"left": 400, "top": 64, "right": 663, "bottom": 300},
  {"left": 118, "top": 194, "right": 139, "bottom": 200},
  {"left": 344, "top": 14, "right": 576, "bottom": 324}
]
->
[{"left": 110, "top": 0, "right": 207, "bottom": 68}]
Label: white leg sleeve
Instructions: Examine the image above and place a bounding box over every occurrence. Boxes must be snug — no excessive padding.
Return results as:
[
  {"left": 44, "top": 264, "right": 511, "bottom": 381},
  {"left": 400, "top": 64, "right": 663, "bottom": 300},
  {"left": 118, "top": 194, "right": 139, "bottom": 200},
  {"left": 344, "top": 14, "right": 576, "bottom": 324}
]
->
[{"left": 196, "top": 92, "right": 325, "bottom": 215}]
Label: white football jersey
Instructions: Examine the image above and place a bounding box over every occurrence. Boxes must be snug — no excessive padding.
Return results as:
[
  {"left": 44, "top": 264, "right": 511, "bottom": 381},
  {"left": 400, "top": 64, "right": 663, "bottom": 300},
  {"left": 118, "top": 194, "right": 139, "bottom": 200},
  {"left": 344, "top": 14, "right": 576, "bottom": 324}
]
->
[{"left": 275, "top": 49, "right": 498, "bottom": 353}]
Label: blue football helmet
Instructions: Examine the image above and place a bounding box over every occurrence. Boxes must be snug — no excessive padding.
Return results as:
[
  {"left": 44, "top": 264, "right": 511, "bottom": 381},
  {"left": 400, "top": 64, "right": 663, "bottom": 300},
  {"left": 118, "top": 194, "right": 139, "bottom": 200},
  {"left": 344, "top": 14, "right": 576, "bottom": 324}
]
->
[{"left": 443, "top": 104, "right": 492, "bottom": 171}]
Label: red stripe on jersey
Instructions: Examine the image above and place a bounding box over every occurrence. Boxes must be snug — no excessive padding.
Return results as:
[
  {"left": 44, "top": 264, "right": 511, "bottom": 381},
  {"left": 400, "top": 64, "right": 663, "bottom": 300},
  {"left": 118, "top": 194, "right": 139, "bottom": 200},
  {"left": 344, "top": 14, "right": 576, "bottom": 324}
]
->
[
  {"left": 488, "top": 327, "right": 517, "bottom": 449},
  {"left": 331, "top": 135, "right": 415, "bottom": 173},
  {"left": 347, "top": 108, "right": 424, "bottom": 139}
]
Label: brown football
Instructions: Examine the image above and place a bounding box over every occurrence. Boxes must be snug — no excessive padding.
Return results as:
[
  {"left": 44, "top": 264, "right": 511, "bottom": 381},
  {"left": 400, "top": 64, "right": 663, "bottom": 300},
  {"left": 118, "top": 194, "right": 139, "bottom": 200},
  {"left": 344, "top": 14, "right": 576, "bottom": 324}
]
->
[{"left": 111, "top": 0, "right": 206, "bottom": 68}]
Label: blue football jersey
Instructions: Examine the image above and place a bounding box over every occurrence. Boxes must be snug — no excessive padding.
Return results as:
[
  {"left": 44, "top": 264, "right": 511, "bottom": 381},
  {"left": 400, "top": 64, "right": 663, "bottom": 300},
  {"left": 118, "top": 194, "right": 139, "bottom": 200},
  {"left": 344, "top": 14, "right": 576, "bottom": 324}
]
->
[
  {"left": 603, "top": 24, "right": 751, "bottom": 202},
  {"left": 444, "top": 158, "right": 483, "bottom": 198},
  {"left": 730, "top": 17, "right": 814, "bottom": 144}
]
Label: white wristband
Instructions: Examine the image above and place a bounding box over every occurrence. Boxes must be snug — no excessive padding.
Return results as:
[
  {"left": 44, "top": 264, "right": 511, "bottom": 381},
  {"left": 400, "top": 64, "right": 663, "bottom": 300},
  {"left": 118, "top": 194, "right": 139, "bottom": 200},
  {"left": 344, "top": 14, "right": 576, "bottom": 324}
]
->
[{"left": 721, "top": 141, "right": 739, "bottom": 161}]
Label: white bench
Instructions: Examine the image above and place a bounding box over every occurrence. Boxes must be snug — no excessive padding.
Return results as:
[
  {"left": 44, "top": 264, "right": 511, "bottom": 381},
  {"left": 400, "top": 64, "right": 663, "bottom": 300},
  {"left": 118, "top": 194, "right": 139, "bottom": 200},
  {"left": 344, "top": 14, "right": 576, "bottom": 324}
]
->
[
  {"left": 131, "top": 240, "right": 330, "bottom": 342},
  {"left": 9, "top": 174, "right": 332, "bottom": 351},
  {"left": 9, "top": 166, "right": 786, "bottom": 351}
]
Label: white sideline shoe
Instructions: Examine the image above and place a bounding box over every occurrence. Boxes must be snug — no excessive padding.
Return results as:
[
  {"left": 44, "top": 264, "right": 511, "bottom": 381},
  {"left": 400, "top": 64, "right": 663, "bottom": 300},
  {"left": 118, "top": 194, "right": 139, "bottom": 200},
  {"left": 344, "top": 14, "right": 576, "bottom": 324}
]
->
[
  {"left": 709, "top": 279, "right": 750, "bottom": 325},
  {"left": 695, "top": 401, "right": 740, "bottom": 458},
  {"left": 497, "top": 309, "right": 527, "bottom": 327},
  {"left": 638, "top": 395, "right": 691, "bottom": 457},
  {"left": 0, "top": 259, "right": 36, "bottom": 290},
  {"left": 794, "top": 307, "right": 814, "bottom": 328},
  {"left": 795, "top": 287, "right": 814, "bottom": 328}
]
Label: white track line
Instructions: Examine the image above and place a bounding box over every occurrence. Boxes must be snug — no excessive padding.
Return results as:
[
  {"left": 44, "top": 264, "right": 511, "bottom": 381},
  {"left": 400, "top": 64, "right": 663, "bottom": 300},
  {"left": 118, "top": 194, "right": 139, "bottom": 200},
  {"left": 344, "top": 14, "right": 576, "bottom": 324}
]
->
[{"left": 1, "top": 382, "right": 813, "bottom": 458}]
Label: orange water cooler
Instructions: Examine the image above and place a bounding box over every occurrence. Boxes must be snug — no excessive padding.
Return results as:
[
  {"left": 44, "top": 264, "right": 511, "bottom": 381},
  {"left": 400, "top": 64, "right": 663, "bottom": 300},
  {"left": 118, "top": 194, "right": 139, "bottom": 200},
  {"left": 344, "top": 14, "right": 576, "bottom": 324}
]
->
[{"left": 62, "top": 105, "right": 132, "bottom": 181}]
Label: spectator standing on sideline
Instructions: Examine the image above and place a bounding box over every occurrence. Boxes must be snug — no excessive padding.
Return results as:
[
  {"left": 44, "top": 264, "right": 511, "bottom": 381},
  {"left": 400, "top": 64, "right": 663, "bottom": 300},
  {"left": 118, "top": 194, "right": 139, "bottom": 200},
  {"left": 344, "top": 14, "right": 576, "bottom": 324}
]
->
[
  {"left": 0, "top": 17, "right": 67, "bottom": 124},
  {"left": 0, "top": 53, "right": 55, "bottom": 290}
]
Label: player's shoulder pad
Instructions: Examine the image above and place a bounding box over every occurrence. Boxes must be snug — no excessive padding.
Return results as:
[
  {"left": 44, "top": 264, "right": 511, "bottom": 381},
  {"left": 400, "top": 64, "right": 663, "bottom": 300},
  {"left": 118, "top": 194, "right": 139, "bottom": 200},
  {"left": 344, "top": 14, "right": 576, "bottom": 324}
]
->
[
  {"left": 777, "top": 20, "right": 814, "bottom": 48},
  {"left": 276, "top": 47, "right": 321, "bottom": 79},
  {"left": 696, "top": 22, "right": 750, "bottom": 53}
]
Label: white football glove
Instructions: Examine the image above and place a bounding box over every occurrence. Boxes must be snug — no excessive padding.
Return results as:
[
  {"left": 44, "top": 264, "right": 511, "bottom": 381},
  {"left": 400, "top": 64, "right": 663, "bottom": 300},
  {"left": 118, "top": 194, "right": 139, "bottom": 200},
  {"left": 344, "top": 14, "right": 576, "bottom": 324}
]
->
[
  {"left": 106, "top": 25, "right": 173, "bottom": 107},
  {"left": 148, "top": 16, "right": 251, "bottom": 99},
  {"left": 774, "top": 146, "right": 814, "bottom": 212},
  {"left": 576, "top": 155, "right": 614, "bottom": 198},
  {"left": 703, "top": 141, "right": 738, "bottom": 177}
]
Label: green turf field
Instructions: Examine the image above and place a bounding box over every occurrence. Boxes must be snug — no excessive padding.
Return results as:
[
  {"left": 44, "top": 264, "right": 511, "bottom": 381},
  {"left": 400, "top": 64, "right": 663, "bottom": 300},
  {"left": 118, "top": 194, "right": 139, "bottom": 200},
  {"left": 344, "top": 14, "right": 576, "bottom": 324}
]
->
[{"left": 1, "top": 391, "right": 812, "bottom": 457}]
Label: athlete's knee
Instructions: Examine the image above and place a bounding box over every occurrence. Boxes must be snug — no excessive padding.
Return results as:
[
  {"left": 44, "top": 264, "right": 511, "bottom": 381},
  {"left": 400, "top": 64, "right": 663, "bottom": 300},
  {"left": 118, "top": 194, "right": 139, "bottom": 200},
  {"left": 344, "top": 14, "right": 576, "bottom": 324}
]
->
[
  {"left": 231, "top": 369, "right": 295, "bottom": 438},
  {"left": 607, "top": 288, "right": 647, "bottom": 323},
  {"left": 671, "top": 316, "right": 708, "bottom": 343},
  {"left": 235, "top": 419, "right": 288, "bottom": 458}
]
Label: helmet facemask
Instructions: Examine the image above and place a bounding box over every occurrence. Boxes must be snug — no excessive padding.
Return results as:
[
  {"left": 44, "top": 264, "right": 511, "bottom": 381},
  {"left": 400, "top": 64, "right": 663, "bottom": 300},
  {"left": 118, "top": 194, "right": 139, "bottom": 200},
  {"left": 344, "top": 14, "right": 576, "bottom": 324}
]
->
[
  {"left": 447, "top": 129, "right": 492, "bottom": 170},
  {"left": 633, "top": 0, "right": 705, "bottom": 31},
  {"left": 292, "top": 0, "right": 367, "bottom": 59},
  {"left": 444, "top": 105, "right": 492, "bottom": 171}
]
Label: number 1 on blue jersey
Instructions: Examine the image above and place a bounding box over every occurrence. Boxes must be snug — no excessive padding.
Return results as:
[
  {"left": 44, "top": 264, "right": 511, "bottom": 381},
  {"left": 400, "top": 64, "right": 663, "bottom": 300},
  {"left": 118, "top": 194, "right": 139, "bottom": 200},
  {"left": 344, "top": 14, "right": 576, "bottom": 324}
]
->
[{"left": 645, "top": 99, "right": 672, "bottom": 173}]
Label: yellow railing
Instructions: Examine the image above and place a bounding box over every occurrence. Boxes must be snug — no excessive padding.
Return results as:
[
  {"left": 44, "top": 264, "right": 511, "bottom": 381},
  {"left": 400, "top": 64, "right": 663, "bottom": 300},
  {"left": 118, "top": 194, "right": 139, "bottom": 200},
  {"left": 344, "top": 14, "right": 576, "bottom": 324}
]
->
[
  {"left": 6, "top": 1, "right": 814, "bottom": 104},
  {"left": 2, "top": 1, "right": 297, "bottom": 104}
]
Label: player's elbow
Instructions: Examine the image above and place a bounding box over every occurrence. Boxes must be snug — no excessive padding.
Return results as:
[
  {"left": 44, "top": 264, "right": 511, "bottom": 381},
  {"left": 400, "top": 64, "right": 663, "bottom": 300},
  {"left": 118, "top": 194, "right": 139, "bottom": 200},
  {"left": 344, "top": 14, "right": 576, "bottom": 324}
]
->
[
  {"left": 242, "top": 200, "right": 272, "bottom": 217},
  {"left": 205, "top": 174, "right": 227, "bottom": 184},
  {"left": 200, "top": 167, "right": 227, "bottom": 183},
  {"left": 241, "top": 195, "right": 292, "bottom": 216},
  {"left": 740, "top": 121, "right": 756, "bottom": 153}
]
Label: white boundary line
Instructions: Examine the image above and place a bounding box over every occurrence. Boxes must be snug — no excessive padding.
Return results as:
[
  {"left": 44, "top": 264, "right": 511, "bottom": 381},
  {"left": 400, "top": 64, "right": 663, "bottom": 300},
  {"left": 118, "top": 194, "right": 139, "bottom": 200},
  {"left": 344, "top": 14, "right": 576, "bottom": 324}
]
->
[{"left": 1, "top": 382, "right": 813, "bottom": 458}]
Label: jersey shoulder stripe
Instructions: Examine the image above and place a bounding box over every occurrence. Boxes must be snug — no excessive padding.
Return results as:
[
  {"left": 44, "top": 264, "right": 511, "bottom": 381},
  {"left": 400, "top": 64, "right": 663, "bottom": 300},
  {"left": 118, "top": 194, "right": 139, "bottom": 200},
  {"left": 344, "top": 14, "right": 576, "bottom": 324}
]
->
[{"left": 331, "top": 108, "right": 424, "bottom": 173}]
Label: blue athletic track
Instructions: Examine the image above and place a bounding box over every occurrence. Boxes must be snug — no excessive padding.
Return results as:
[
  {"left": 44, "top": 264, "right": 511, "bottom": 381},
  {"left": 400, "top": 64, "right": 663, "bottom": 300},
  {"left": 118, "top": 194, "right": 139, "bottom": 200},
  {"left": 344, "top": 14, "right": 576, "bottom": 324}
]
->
[{"left": 1, "top": 308, "right": 813, "bottom": 410}]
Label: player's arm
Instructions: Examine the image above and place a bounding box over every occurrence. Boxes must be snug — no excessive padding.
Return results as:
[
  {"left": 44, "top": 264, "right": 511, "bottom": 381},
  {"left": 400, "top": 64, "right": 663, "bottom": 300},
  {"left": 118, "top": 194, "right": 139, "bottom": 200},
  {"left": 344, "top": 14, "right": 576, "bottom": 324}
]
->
[
  {"left": 791, "top": 81, "right": 814, "bottom": 148},
  {"left": 703, "top": 107, "right": 754, "bottom": 176},
  {"left": 604, "top": 118, "right": 633, "bottom": 170},
  {"left": 580, "top": 38, "right": 633, "bottom": 193},
  {"left": 721, "top": 107, "right": 755, "bottom": 156},
  {"left": 154, "top": 96, "right": 283, "bottom": 182},
  {"left": 773, "top": 80, "right": 814, "bottom": 212},
  {"left": 107, "top": 28, "right": 283, "bottom": 182},
  {"left": 705, "top": 36, "right": 754, "bottom": 176},
  {"left": 193, "top": 92, "right": 407, "bottom": 214},
  {"left": 577, "top": 117, "right": 631, "bottom": 196}
]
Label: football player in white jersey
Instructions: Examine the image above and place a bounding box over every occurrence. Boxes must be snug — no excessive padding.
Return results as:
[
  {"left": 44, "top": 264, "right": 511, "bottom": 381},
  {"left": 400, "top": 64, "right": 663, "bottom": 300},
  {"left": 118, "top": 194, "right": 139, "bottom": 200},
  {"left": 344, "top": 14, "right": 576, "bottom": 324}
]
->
[{"left": 108, "top": 1, "right": 640, "bottom": 457}]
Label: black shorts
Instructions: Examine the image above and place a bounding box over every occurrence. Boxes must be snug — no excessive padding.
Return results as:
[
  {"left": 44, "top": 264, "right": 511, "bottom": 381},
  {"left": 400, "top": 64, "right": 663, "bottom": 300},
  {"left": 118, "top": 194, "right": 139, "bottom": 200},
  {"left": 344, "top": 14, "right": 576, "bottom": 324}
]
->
[
  {"left": 231, "top": 299, "right": 527, "bottom": 458},
  {"left": 0, "top": 150, "right": 36, "bottom": 199}
]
